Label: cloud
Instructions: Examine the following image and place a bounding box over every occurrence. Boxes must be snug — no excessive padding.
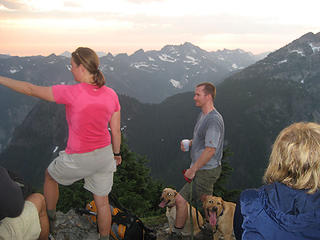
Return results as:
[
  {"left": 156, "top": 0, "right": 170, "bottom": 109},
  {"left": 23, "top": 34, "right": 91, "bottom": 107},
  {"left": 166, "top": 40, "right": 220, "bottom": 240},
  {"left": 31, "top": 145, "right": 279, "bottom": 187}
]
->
[
  {"left": 0, "top": 0, "right": 28, "bottom": 10},
  {"left": 63, "top": 1, "right": 81, "bottom": 8},
  {"left": 125, "top": 0, "right": 165, "bottom": 3}
]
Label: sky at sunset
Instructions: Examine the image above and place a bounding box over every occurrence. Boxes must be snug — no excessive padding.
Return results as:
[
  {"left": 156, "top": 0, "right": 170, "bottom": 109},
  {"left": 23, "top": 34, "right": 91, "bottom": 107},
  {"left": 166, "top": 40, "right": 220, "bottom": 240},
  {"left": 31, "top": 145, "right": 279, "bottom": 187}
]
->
[{"left": 0, "top": 0, "right": 319, "bottom": 56}]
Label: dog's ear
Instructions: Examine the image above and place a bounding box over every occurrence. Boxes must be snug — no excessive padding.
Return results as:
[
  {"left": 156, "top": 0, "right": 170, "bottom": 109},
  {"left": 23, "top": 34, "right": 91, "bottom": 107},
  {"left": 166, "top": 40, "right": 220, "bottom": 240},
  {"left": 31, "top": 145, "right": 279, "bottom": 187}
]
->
[
  {"left": 174, "top": 190, "right": 178, "bottom": 196},
  {"left": 202, "top": 195, "right": 209, "bottom": 208},
  {"left": 221, "top": 198, "right": 226, "bottom": 209}
]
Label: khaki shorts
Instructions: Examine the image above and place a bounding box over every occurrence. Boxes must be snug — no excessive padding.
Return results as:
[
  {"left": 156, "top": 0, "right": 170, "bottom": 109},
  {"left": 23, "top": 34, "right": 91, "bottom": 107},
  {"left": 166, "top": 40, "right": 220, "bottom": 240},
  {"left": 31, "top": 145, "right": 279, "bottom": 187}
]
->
[
  {"left": 48, "top": 145, "right": 116, "bottom": 196},
  {"left": 179, "top": 165, "right": 222, "bottom": 202},
  {"left": 0, "top": 201, "right": 41, "bottom": 240}
]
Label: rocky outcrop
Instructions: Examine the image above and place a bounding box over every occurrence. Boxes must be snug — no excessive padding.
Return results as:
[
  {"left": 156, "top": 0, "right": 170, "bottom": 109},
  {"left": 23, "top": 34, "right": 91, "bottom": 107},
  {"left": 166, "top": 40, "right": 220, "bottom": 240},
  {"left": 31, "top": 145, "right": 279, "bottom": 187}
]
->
[
  {"left": 53, "top": 210, "right": 99, "bottom": 240},
  {"left": 52, "top": 210, "right": 213, "bottom": 240}
]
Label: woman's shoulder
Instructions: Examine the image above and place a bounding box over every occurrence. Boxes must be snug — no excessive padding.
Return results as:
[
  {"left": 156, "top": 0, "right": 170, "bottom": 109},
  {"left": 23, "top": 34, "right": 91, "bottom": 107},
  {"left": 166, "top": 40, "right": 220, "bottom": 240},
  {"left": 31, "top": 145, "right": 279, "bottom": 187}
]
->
[
  {"left": 101, "top": 85, "right": 119, "bottom": 96},
  {"left": 239, "top": 187, "right": 266, "bottom": 216},
  {"left": 240, "top": 188, "right": 261, "bottom": 202}
]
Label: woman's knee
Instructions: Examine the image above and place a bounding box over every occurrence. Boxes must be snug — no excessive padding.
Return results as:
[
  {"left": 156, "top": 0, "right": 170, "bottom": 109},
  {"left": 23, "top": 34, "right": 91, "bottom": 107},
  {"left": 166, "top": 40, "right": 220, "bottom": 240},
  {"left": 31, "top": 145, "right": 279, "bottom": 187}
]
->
[{"left": 26, "top": 193, "right": 46, "bottom": 213}]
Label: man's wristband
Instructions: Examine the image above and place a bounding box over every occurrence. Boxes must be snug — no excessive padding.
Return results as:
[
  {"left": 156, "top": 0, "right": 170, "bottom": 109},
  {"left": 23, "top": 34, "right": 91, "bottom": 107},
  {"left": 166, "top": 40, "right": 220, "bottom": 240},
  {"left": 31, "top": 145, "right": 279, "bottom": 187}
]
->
[{"left": 113, "top": 152, "right": 121, "bottom": 156}]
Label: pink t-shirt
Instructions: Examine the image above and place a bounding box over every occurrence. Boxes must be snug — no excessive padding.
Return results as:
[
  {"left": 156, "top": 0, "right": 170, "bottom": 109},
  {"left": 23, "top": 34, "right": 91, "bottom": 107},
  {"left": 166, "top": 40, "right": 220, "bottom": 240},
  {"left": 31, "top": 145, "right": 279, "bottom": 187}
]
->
[{"left": 52, "top": 83, "right": 121, "bottom": 154}]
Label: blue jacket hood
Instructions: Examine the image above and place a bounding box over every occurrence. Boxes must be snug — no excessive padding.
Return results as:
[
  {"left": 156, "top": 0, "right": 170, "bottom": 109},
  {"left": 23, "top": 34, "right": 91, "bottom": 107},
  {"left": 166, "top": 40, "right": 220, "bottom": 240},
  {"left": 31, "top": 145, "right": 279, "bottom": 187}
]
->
[
  {"left": 261, "top": 182, "right": 320, "bottom": 231},
  {"left": 241, "top": 182, "right": 320, "bottom": 239}
]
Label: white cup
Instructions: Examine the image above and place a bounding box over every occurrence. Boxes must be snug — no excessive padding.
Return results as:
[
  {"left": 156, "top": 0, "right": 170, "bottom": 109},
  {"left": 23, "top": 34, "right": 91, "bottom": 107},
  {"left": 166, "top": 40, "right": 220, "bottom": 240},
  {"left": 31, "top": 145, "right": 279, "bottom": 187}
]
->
[{"left": 182, "top": 139, "right": 190, "bottom": 152}]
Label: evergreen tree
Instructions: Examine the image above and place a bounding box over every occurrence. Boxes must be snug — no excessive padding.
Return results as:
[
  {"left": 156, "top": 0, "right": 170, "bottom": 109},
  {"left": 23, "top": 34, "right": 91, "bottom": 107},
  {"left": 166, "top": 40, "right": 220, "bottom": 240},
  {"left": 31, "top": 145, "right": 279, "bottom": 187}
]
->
[
  {"left": 57, "top": 135, "right": 164, "bottom": 216},
  {"left": 112, "top": 136, "right": 164, "bottom": 217},
  {"left": 56, "top": 139, "right": 238, "bottom": 215},
  {"left": 57, "top": 180, "right": 92, "bottom": 213},
  {"left": 213, "top": 147, "right": 241, "bottom": 202}
]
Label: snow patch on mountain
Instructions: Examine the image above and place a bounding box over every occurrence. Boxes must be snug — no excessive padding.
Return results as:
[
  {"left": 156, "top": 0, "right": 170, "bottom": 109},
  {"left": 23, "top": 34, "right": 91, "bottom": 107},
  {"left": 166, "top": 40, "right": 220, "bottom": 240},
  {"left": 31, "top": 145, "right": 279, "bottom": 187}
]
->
[
  {"left": 278, "top": 59, "right": 288, "bottom": 64},
  {"left": 290, "top": 49, "right": 305, "bottom": 57},
  {"left": 9, "top": 65, "right": 23, "bottom": 74},
  {"left": 131, "top": 62, "right": 149, "bottom": 69},
  {"left": 309, "top": 43, "right": 320, "bottom": 53},
  {"left": 232, "top": 63, "right": 239, "bottom": 69},
  {"left": 170, "top": 79, "right": 183, "bottom": 89},
  {"left": 66, "top": 65, "right": 71, "bottom": 71},
  {"left": 159, "top": 54, "right": 177, "bottom": 63},
  {"left": 184, "top": 56, "right": 199, "bottom": 65}
]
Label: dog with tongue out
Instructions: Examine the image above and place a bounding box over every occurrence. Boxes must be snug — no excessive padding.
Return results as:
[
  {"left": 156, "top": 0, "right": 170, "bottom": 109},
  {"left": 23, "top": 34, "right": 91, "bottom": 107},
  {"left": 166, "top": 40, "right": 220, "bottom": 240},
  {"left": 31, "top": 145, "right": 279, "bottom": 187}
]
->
[
  {"left": 203, "top": 195, "right": 236, "bottom": 240},
  {"left": 159, "top": 187, "right": 204, "bottom": 236}
]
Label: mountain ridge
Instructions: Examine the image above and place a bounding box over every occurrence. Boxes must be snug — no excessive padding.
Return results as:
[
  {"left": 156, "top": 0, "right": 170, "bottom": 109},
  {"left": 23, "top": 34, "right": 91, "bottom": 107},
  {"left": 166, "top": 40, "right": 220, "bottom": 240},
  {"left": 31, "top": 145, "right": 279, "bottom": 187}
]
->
[
  {"left": 1, "top": 33, "right": 319, "bottom": 190},
  {"left": 0, "top": 42, "right": 261, "bottom": 152}
]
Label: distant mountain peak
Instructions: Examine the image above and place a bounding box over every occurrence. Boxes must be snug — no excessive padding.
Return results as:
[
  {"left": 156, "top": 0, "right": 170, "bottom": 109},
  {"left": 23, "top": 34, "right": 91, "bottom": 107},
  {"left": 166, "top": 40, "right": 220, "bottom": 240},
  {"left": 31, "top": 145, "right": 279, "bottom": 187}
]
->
[
  {"left": 60, "top": 51, "right": 71, "bottom": 57},
  {"left": 266, "top": 32, "right": 320, "bottom": 61},
  {"left": 133, "top": 49, "right": 144, "bottom": 55}
]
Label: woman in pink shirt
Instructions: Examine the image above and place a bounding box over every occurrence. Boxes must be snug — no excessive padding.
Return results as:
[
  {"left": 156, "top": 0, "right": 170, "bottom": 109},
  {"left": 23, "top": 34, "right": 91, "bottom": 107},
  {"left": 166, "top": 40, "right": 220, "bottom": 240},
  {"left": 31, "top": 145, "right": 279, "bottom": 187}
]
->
[{"left": 0, "top": 47, "right": 121, "bottom": 240}]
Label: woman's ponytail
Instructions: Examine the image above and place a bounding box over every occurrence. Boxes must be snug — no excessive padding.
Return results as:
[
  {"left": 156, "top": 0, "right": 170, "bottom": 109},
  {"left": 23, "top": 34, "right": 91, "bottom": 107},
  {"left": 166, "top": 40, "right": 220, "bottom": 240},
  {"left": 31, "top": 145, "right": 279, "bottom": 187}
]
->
[{"left": 94, "top": 69, "right": 105, "bottom": 88}]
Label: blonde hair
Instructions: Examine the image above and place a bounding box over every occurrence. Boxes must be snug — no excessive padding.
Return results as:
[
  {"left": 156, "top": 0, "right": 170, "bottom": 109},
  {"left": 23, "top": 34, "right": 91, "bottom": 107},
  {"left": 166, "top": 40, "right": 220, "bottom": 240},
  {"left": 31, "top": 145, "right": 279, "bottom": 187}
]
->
[
  {"left": 71, "top": 47, "right": 105, "bottom": 88},
  {"left": 264, "top": 122, "right": 320, "bottom": 193}
]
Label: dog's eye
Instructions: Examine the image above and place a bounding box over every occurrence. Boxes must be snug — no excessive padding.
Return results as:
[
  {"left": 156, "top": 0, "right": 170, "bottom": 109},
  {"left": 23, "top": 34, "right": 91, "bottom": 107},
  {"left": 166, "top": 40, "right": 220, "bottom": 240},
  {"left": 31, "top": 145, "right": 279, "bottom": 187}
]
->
[
  {"left": 209, "top": 200, "right": 214, "bottom": 204},
  {"left": 168, "top": 193, "right": 172, "bottom": 196}
]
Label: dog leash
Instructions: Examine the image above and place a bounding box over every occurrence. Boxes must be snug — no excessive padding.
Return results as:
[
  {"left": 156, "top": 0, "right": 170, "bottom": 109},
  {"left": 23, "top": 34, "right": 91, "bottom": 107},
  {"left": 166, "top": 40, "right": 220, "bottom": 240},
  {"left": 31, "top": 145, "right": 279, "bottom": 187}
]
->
[
  {"left": 189, "top": 178, "right": 194, "bottom": 240},
  {"left": 183, "top": 170, "right": 195, "bottom": 240},
  {"left": 183, "top": 170, "right": 203, "bottom": 230}
]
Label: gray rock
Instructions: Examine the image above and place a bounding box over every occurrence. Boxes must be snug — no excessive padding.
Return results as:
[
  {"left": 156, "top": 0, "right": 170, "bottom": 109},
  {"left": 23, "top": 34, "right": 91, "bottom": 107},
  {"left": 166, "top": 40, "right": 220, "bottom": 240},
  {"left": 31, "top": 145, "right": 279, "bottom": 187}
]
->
[{"left": 52, "top": 210, "right": 99, "bottom": 240}]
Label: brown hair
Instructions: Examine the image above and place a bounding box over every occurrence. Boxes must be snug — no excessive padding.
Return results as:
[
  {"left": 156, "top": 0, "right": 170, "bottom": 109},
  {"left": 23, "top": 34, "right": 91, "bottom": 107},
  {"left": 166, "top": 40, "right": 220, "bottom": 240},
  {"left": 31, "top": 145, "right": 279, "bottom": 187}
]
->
[
  {"left": 71, "top": 47, "right": 105, "bottom": 88},
  {"left": 264, "top": 122, "right": 320, "bottom": 193},
  {"left": 196, "top": 82, "right": 216, "bottom": 100}
]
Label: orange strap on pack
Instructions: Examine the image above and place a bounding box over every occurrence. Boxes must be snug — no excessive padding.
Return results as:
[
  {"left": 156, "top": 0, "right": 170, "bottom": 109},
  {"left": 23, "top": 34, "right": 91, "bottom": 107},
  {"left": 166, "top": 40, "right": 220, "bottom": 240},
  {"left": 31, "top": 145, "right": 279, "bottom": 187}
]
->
[{"left": 85, "top": 200, "right": 97, "bottom": 224}]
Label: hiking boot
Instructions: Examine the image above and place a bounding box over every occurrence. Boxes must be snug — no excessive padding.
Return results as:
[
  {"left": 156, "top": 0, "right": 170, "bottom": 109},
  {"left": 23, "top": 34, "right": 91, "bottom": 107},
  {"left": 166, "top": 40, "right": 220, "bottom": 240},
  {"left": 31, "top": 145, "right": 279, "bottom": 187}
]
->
[
  {"left": 48, "top": 233, "right": 56, "bottom": 240},
  {"left": 48, "top": 215, "right": 56, "bottom": 234}
]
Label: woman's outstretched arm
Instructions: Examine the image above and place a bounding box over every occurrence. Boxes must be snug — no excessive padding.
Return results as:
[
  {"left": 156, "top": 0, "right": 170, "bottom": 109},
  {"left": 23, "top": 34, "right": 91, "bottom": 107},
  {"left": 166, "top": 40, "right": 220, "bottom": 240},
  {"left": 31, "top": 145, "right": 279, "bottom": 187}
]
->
[{"left": 0, "top": 76, "right": 54, "bottom": 102}]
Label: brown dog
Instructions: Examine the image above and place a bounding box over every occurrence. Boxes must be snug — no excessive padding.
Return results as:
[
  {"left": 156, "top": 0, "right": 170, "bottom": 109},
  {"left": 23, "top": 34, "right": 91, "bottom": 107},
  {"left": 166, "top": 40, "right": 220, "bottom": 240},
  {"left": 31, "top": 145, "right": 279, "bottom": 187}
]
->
[
  {"left": 159, "top": 187, "right": 204, "bottom": 236},
  {"left": 203, "top": 196, "right": 236, "bottom": 240}
]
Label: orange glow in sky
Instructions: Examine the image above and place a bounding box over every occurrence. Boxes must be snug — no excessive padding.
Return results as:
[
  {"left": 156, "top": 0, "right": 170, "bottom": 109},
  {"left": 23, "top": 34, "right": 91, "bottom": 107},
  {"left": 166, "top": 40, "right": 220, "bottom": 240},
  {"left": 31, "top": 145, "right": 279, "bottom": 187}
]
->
[{"left": 0, "top": 0, "right": 319, "bottom": 56}]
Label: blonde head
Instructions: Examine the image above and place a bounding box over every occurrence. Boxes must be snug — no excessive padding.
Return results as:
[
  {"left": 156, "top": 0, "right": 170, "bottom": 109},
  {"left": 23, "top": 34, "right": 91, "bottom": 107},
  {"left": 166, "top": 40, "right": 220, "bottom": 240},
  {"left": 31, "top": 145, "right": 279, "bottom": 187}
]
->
[{"left": 264, "top": 122, "right": 320, "bottom": 194}]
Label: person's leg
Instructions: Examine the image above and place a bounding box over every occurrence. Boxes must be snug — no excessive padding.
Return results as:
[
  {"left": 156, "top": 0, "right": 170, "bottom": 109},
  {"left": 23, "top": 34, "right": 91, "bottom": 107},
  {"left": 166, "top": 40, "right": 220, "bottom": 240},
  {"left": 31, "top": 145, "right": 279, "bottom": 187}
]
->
[
  {"left": 196, "top": 167, "right": 222, "bottom": 222},
  {"left": 174, "top": 193, "right": 188, "bottom": 229},
  {"left": 94, "top": 194, "right": 111, "bottom": 240},
  {"left": 26, "top": 193, "right": 49, "bottom": 240},
  {"left": 43, "top": 169, "right": 59, "bottom": 232},
  {"left": 200, "top": 194, "right": 209, "bottom": 221},
  {"left": 44, "top": 169, "right": 59, "bottom": 211}
]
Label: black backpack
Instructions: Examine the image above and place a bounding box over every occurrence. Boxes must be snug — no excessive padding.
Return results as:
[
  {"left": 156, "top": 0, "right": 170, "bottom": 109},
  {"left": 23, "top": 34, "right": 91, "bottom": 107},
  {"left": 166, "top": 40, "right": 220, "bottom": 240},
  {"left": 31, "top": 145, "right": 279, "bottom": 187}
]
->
[
  {"left": 81, "top": 194, "right": 156, "bottom": 240},
  {"left": 110, "top": 206, "right": 144, "bottom": 240}
]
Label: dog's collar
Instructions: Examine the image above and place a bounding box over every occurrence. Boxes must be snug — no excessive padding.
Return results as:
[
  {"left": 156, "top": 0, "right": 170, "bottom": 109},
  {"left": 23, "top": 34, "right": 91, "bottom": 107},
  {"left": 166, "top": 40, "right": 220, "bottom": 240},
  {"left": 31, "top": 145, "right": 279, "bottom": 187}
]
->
[
  {"left": 218, "top": 208, "right": 224, "bottom": 217},
  {"left": 165, "top": 200, "right": 175, "bottom": 208}
]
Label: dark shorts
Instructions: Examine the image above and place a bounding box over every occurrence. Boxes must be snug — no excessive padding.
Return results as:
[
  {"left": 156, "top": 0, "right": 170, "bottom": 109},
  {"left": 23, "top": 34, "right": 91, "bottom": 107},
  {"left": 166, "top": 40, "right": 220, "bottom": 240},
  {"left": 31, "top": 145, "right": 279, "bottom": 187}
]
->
[{"left": 179, "top": 165, "right": 222, "bottom": 202}]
